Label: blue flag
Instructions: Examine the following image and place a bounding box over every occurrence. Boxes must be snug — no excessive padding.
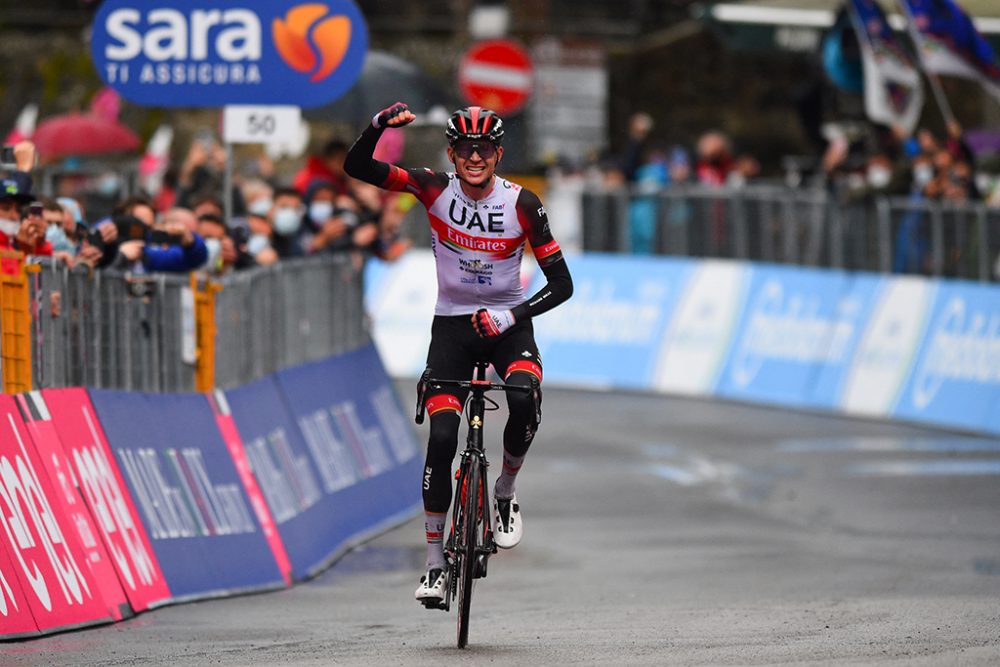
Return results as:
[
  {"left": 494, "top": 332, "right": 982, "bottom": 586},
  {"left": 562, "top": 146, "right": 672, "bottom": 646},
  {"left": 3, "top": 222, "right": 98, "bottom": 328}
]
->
[{"left": 902, "top": 0, "right": 1000, "bottom": 100}]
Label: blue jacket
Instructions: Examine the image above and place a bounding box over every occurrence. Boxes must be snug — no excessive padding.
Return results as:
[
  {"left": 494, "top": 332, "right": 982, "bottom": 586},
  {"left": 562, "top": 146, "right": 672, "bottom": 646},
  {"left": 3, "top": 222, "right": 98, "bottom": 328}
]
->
[{"left": 143, "top": 235, "right": 208, "bottom": 272}]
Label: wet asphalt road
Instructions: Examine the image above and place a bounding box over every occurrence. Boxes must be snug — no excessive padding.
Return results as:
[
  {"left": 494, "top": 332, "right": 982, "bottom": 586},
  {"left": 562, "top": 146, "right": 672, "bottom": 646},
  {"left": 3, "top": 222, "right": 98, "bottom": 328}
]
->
[{"left": 5, "top": 384, "right": 1000, "bottom": 666}]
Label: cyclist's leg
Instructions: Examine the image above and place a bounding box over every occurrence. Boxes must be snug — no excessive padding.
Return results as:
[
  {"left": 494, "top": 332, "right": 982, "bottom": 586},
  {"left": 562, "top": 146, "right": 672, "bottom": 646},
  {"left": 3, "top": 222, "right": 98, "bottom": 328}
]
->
[
  {"left": 420, "top": 315, "right": 474, "bottom": 571},
  {"left": 492, "top": 320, "right": 542, "bottom": 495}
]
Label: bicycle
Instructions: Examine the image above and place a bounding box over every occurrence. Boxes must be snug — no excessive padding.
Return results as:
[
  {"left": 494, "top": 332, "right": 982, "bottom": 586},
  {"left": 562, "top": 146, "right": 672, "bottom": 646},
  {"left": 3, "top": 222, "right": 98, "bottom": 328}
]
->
[{"left": 415, "top": 361, "right": 539, "bottom": 648}]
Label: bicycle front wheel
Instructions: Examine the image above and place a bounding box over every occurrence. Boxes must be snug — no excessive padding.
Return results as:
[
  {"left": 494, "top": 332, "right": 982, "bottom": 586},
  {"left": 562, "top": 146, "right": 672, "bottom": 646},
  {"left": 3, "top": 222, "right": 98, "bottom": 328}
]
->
[{"left": 456, "top": 458, "right": 480, "bottom": 648}]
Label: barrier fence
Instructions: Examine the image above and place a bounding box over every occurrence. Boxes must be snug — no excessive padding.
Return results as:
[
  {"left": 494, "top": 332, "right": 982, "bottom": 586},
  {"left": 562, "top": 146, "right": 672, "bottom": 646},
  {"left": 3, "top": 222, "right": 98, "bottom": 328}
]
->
[
  {"left": 0, "top": 251, "right": 421, "bottom": 640},
  {"left": 579, "top": 184, "right": 1000, "bottom": 281},
  {"left": 27, "top": 253, "right": 367, "bottom": 393}
]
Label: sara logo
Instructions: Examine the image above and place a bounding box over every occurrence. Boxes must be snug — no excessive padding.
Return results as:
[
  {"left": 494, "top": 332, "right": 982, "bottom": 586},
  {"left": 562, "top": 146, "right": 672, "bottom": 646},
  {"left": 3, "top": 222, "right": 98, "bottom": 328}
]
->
[{"left": 91, "top": 0, "right": 368, "bottom": 109}]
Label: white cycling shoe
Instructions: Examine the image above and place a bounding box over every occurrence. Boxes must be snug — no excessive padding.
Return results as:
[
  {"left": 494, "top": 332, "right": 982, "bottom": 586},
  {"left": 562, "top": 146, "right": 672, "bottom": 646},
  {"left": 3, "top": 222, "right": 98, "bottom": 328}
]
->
[
  {"left": 493, "top": 494, "right": 523, "bottom": 549},
  {"left": 415, "top": 567, "right": 448, "bottom": 608}
]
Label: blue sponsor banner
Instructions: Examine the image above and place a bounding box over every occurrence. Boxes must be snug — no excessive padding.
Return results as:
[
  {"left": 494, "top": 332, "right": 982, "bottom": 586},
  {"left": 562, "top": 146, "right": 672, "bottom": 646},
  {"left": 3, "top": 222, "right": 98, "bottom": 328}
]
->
[
  {"left": 270, "top": 344, "right": 422, "bottom": 575},
  {"left": 529, "top": 253, "right": 695, "bottom": 389},
  {"left": 801, "top": 272, "right": 884, "bottom": 411},
  {"left": 91, "top": 0, "right": 368, "bottom": 108},
  {"left": 225, "top": 373, "right": 375, "bottom": 579},
  {"left": 716, "top": 264, "right": 849, "bottom": 406},
  {"left": 87, "top": 390, "right": 285, "bottom": 600},
  {"left": 893, "top": 280, "right": 1000, "bottom": 433}
]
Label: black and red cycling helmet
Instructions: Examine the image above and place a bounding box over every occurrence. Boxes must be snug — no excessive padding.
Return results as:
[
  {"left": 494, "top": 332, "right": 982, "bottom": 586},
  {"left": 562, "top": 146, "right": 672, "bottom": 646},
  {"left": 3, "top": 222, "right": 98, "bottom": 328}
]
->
[{"left": 445, "top": 107, "right": 505, "bottom": 146}]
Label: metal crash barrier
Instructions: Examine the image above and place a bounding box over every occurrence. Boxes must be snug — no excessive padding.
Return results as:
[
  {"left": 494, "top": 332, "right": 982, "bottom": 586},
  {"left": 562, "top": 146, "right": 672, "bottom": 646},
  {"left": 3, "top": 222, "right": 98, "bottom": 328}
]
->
[
  {"left": 580, "top": 184, "right": 1000, "bottom": 281},
  {"left": 24, "top": 253, "right": 366, "bottom": 392}
]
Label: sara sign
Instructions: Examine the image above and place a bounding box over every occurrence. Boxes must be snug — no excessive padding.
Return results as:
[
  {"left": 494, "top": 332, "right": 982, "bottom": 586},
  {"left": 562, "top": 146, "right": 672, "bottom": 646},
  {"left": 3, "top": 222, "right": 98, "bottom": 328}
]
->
[{"left": 91, "top": 0, "right": 368, "bottom": 108}]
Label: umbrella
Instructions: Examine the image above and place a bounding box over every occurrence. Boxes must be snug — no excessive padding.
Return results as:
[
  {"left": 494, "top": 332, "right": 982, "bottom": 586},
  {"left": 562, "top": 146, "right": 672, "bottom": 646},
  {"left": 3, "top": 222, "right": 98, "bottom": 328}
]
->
[
  {"left": 32, "top": 112, "right": 141, "bottom": 160},
  {"left": 303, "top": 50, "right": 459, "bottom": 126}
]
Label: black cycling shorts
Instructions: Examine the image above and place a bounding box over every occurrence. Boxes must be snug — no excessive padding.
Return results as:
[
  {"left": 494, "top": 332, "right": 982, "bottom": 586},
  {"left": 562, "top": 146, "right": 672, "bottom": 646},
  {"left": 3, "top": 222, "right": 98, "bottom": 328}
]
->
[{"left": 423, "top": 314, "right": 541, "bottom": 409}]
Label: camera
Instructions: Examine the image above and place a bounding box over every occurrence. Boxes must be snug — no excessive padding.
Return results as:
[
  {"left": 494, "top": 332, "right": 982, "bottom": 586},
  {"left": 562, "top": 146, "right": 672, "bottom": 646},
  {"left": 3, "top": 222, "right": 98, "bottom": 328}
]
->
[
  {"left": 113, "top": 214, "right": 148, "bottom": 242},
  {"left": 1, "top": 146, "right": 16, "bottom": 170},
  {"left": 27, "top": 202, "right": 43, "bottom": 218},
  {"left": 148, "top": 229, "right": 183, "bottom": 245}
]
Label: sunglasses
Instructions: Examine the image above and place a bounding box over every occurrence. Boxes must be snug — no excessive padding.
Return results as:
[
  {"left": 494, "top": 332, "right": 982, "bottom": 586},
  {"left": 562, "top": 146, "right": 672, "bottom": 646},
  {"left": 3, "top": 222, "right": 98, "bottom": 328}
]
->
[{"left": 453, "top": 141, "right": 497, "bottom": 160}]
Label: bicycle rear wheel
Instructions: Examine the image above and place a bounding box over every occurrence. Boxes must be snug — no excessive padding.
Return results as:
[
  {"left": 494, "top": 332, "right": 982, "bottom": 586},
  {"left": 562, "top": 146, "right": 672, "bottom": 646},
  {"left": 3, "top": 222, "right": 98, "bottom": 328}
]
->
[{"left": 456, "top": 459, "right": 480, "bottom": 648}]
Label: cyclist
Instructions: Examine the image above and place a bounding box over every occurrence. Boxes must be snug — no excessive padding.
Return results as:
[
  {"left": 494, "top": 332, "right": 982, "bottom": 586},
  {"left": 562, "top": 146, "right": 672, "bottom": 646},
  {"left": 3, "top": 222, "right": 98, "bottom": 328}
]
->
[{"left": 345, "top": 103, "right": 573, "bottom": 607}]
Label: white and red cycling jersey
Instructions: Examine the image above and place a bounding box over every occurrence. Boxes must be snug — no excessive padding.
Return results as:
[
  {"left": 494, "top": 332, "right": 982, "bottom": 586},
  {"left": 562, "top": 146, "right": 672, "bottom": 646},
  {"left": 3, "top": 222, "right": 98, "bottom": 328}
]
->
[
  {"left": 344, "top": 122, "right": 570, "bottom": 323},
  {"left": 380, "top": 166, "right": 561, "bottom": 315}
]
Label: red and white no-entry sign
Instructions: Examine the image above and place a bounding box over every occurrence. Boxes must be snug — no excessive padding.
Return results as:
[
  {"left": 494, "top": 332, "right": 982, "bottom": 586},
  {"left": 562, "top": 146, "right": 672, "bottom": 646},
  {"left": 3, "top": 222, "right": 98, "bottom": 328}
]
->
[{"left": 458, "top": 40, "right": 534, "bottom": 116}]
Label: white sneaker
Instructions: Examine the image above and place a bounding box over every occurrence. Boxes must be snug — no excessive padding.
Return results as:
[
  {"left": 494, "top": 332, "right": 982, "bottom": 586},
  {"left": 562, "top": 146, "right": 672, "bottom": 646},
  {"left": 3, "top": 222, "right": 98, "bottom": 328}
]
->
[
  {"left": 493, "top": 494, "right": 522, "bottom": 549},
  {"left": 414, "top": 568, "right": 448, "bottom": 607}
]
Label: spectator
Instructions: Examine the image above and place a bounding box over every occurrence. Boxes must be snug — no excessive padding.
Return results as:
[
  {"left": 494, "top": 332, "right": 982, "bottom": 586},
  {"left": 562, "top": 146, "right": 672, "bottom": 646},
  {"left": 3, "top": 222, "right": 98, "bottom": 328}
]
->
[
  {"left": 302, "top": 179, "right": 349, "bottom": 253},
  {"left": 695, "top": 130, "right": 734, "bottom": 186},
  {"left": 293, "top": 138, "right": 349, "bottom": 196},
  {"left": 627, "top": 146, "right": 669, "bottom": 254},
  {"left": 15, "top": 201, "right": 53, "bottom": 257},
  {"left": 177, "top": 130, "right": 245, "bottom": 213},
  {"left": 621, "top": 112, "right": 654, "bottom": 184},
  {"left": 41, "top": 197, "right": 76, "bottom": 254},
  {"left": 372, "top": 192, "right": 414, "bottom": 262},
  {"left": 245, "top": 207, "right": 279, "bottom": 266},
  {"left": 197, "top": 212, "right": 242, "bottom": 275},
  {"left": 0, "top": 142, "right": 39, "bottom": 261},
  {"left": 57, "top": 196, "right": 86, "bottom": 234},
  {"left": 269, "top": 187, "right": 308, "bottom": 258},
  {"left": 191, "top": 194, "right": 225, "bottom": 223},
  {"left": 109, "top": 207, "right": 207, "bottom": 273}
]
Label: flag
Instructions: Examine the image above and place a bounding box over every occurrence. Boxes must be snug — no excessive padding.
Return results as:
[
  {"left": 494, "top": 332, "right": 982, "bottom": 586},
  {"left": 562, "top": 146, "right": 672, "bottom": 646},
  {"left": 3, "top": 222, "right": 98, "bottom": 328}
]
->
[
  {"left": 902, "top": 0, "right": 1000, "bottom": 101},
  {"left": 847, "top": 0, "right": 925, "bottom": 134}
]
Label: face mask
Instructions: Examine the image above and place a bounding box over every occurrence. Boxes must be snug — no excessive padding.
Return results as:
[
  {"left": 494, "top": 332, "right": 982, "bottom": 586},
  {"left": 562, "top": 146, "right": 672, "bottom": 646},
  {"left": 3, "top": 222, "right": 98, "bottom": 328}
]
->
[
  {"left": 0, "top": 219, "right": 20, "bottom": 237},
  {"left": 46, "top": 224, "right": 73, "bottom": 252},
  {"left": 913, "top": 165, "right": 934, "bottom": 187},
  {"left": 309, "top": 202, "right": 333, "bottom": 224},
  {"left": 272, "top": 207, "right": 302, "bottom": 235},
  {"left": 248, "top": 198, "right": 273, "bottom": 217},
  {"left": 247, "top": 233, "right": 271, "bottom": 256},
  {"left": 867, "top": 167, "right": 891, "bottom": 189},
  {"left": 204, "top": 237, "right": 222, "bottom": 270}
]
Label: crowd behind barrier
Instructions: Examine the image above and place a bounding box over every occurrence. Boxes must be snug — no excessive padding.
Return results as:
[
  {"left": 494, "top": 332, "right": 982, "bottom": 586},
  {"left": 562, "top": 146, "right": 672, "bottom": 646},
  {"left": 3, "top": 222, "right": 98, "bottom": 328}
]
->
[{"left": 574, "top": 184, "right": 1000, "bottom": 282}]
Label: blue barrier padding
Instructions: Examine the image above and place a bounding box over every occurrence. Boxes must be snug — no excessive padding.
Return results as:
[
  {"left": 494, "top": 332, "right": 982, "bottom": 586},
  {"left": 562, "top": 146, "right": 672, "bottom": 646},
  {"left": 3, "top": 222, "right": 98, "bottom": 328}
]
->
[
  {"left": 530, "top": 253, "right": 696, "bottom": 389},
  {"left": 716, "top": 264, "right": 851, "bottom": 407},
  {"left": 802, "top": 272, "right": 884, "bottom": 411},
  {"left": 87, "top": 390, "right": 286, "bottom": 600},
  {"left": 892, "top": 281, "right": 1000, "bottom": 434},
  {"left": 269, "top": 344, "right": 422, "bottom": 577},
  {"left": 225, "top": 372, "right": 387, "bottom": 580}
]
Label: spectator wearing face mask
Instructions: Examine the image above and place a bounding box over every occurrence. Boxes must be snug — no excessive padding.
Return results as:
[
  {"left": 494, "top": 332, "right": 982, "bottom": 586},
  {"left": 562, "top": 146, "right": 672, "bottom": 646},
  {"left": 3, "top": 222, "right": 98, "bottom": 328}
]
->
[
  {"left": 197, "top": 212, "right": 242, "bottom": 275},
  {"left": 0, "top": 142, "right": 39, "bottom": 265},
  {"left": 269, "top": 187, "right": 307, "bottom": 258},
  {"left": 36, "top": 197, "right": 81, "bottom": 269}
]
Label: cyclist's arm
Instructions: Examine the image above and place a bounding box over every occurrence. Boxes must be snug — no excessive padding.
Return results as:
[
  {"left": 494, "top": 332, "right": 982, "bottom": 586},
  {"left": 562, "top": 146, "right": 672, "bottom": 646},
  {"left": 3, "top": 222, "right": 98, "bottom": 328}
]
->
[
  {"left": 344, "top": 122, "right": 441, "bottom": 197},
  {"left": 512, "top": 189, "right": 573, "bottom": 322}
]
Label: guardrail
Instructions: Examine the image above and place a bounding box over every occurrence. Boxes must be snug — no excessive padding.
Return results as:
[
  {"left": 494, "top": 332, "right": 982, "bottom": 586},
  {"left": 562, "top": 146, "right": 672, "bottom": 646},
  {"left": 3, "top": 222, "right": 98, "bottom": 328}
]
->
[
  {"left": 579, "top": 184, "right": 1000, "bottom": 281},
  {"left": 27, "top": 253, "right": 367, "bottom": 392}
]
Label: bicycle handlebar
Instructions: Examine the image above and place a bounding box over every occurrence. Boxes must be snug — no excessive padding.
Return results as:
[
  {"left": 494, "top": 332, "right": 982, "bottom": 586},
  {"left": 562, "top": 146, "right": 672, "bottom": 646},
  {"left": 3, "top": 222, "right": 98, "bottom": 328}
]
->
[{"left": 414, "top": 373, "right": 532, "bottom": 425}]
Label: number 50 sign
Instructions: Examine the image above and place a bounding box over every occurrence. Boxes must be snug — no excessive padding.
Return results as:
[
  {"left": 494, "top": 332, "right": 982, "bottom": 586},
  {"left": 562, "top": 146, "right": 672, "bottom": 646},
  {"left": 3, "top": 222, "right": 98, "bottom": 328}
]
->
[{"left": 223, "top": 105, "right": 301, "bottom": 145}]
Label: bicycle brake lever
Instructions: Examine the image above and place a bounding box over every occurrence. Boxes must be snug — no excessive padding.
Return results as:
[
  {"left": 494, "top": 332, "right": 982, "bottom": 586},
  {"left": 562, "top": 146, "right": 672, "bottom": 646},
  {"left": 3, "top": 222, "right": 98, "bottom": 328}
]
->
[{"left": 415, "top": 369, "right": 430, "bottom": 424}]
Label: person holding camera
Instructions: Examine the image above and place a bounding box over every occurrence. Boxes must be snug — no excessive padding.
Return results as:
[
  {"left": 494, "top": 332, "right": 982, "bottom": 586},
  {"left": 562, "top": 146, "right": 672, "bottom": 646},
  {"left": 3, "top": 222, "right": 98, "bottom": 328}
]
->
[{"left": 108, "top": 206, "right": 207, "bottom": 273}]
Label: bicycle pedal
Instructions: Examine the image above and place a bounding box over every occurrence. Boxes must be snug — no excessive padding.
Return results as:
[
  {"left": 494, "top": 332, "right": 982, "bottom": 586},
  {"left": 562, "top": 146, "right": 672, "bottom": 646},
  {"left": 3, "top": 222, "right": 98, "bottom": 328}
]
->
[{"left": 421, "top": 598, "right": 448, "bottom": 611}]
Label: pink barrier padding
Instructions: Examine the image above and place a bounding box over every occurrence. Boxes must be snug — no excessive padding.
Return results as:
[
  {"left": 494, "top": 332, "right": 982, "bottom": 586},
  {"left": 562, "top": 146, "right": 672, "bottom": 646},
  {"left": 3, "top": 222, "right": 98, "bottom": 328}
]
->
[
  {"left": 0, "top": 395, "right": 113, "bottom": 634},
  {"left": 0, "top": 537, "right": 40, "bottom": 639},
  {"left": 41, "top": 389, "right": 171, "bottom": 612},
  {"left": 207, "top": 390, "right": 292, "bottom": 586},
  {"left": 16, "top": 392, "right": 131, "bottom": 621}
]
